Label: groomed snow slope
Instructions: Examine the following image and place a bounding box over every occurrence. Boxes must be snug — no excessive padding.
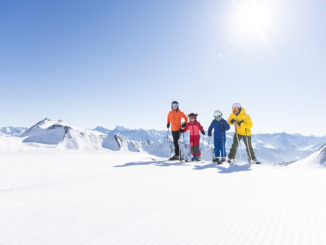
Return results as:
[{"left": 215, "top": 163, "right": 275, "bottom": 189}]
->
[{"left": 1, "top": 150, "right": 326, "bottom": 245}]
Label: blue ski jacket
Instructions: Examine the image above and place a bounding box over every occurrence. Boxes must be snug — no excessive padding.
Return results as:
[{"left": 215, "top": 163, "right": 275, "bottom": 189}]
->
[{"left": 208, "top": 119, "right": 230, "bottom": 143}]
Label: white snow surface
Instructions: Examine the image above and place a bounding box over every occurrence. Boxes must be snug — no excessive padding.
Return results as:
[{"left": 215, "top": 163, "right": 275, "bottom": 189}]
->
[{"left": 1, "top": 148, "right": 326, "bottom": 245}]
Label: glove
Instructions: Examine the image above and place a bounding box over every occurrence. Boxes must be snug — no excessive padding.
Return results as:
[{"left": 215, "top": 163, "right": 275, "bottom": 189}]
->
[
  {"left": 182, "top": 122, "right": 187, "bottom": 128},
  {"left": 167, "top": 123, "right": 170, "bottom": 128},
  {"left": 230, "top": 119, "right": 235, "bottom": 124},
  {"left": 201, "top": 130, "right": 205, "bottom": 135},
  {"left": 208, "top": 132, "right": 212, "bottom": 137},
  {"left": 238, "top": 120, "right": 244, "bottom": 126},
  {"left": 179, "top": 129, "right": 184, "bottom": 133}
]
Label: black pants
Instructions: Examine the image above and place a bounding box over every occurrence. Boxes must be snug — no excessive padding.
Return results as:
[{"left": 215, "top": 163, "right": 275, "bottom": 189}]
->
[
  {"left": 172, "top": 131, "right": 181, "bottom": 156},
  {"left": 228, "top": 134, "right": 256, "bottom": 160}
]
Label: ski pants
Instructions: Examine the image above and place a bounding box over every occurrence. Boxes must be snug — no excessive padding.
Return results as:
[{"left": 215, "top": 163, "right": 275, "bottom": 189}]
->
[
  {"left": 191, "top": 145, "right": 201, "bottom": 157},
  {"left": 172, "top": 131, "right": 181, "bottom": 156},
  {"left": 214, "top": 140, "right": 226, "bottom": 158},
  {"left": 228, "top": 134, "right": 256, "bottom": 160}
]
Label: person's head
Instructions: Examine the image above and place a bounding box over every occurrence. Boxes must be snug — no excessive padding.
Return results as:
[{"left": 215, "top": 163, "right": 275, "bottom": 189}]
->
[
  {"left": 171, "top": 101, "right": 179, "bottom": 111},
  {"left": 232, "top": 103, "right": 242, "bottom": 116},
  {"left": 188, "top": 113, "right": 197, "bottom": 122},
  {"left": 214, "top": 110, "right": 223, "bottom": 121}
]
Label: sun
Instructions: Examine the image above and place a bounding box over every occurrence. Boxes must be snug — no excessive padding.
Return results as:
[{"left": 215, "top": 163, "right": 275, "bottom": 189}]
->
[{"left": 230, "top": 0, "right": 274, "bottom": 44}]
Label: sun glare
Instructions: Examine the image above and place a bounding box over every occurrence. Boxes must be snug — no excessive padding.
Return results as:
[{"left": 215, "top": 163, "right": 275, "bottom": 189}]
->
[{"left": 230, "top": 0, "right": 275, "bottom": 44}]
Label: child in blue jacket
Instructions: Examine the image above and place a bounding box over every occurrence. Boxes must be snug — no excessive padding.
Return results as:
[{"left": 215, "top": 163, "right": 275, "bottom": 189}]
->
[{"left": 208, "top": 110, "right": 230, "bottom": 164}]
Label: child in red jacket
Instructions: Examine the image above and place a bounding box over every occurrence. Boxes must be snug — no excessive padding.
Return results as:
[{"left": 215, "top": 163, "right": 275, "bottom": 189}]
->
[{"left": 181, "top": 113, "right": 205, "bottom": 161}]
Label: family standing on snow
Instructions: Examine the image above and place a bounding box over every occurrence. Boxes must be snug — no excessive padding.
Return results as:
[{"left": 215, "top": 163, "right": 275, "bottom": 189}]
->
[{"left": 167, "top": 101, "right": 261, "bottom": 164}]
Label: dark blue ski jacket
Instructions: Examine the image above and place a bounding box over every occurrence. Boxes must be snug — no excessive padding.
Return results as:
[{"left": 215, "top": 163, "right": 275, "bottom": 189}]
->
[{"left": 208, "top": 119, "right": 230, "bottom": 143}]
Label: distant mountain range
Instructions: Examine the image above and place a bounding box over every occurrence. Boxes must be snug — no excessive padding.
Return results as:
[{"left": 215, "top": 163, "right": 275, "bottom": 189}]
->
[{"left": 1, "top": 118, "right": 325, "bottom": 164}]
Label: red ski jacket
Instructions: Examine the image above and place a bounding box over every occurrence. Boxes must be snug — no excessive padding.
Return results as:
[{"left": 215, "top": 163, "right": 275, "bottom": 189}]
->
[{"left": 183, "top": 121, "right": 203, "bottom": 147}]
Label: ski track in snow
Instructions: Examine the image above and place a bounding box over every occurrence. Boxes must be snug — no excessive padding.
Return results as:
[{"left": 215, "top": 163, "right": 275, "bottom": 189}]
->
[{"left": 1, "top": 153, "right": 326, "bottom": 245}]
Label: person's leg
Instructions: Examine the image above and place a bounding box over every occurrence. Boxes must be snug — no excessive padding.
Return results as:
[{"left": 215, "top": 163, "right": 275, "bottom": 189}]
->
[
  {"left": 172, "top": 131, "right": 180, "bottom": 156},
  {"left": 228, "top": 134, "right": 239, "bottom": 159},
  {"left": 244, "top": 135, "right": 257, "bottom": 161},
  {"left": 191, "top": 145, "right": 200, "bottom": 160},
  {"left": 195, "top": 146, "right": 201, "bottom": 160},
  {"left": 214, "top": 141, "right": 220, "bottom": 158}
]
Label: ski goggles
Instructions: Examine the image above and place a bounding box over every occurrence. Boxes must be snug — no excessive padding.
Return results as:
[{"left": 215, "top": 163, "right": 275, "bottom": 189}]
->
[
  {"left": 214, "top": 115, "right": 222, "bottom": 119},
  {"left": 189, "top": 116, "right": 196, "bottom": 120},
  {"left": 233, "top": 108, "right": 240, "bottom": 112},
  {"left": 172, "top": 103, "right": 179, "bottom": 107}
]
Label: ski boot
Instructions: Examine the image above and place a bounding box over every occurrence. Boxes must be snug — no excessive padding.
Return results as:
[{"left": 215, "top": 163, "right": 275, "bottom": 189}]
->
[
  {"left": 191, "top": 156, "right": 197, "bottom": 161},
  {"left": 213, "top": 157, "right": 222, "bottom": 164},
  {"left": 169, "top": 155, "right": 180, "bottom": 161},
  {"left": 228, "top": 158, "right": 235, "bottom": 165},
  {"left": 250, "top": 159, "right": 261, "bottom": 164},
  {"left": 217, "top": 157, "right": 222, "bottom": 165},
  {"left": 221, "top": 157, "right": 226, "bottom": 163},
  {"left": 196, "top": 156, "right": 201, "bottom": 162}
]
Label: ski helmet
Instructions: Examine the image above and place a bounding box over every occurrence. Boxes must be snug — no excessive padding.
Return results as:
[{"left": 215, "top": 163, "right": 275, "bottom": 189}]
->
[
  {"left": 232, "top": 103, "right": 242, "bottom": 113},
  {"left": 171, "top": 101, "right": 179, "bottom": 109},
  {"left": 232, "top": 103, "right": 242, "bottom": 110},
  {"left": 188, "top": 113, "right": 198, "bottom": 120},
  {"left": 214, "top": 110, "right": 222, "bottom": 119}
]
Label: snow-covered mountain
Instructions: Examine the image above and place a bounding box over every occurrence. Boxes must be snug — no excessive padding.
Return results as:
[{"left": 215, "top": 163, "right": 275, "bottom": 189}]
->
[
  {"left": 4, "top": 118, "right": 147, "bottom": 153},
  {"left": 94, "top": 126, "right": 326, "bottom": 163},
  {"left": 1, "top": 119, "right": 326, "bottom": 163},
  {"left": 290, "top": 144, "right": 326, "bottom": 168},
  {"left": 0, "top": 126, "right": 27, "bottom": 136},
  {"left": 19, "top": 118, "right": 104, "bottom": 150}
]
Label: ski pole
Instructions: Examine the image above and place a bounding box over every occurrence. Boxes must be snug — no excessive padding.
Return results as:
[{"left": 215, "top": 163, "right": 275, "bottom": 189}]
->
[
  {"left": 235, "top": 131, "right": 243, "bottom": 163},
  {"left": 179, "top": 132, "right": 185, "bottom": 161},
  {"left": 222, "top": 133, "right": 225, "bottom": 161},
  {"left": 167, "top": 128, "right": 173, "bottom": 157}
]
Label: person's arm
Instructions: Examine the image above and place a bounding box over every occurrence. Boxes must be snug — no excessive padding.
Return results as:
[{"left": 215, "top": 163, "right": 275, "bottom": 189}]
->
[
  {"left": 208, "top": 121, "right": 214, "bottom": 136},
  {"left": 182, "top": 123, "right": 190, "bottom": 132},
  {"left": 228, "top": 114, "right": 235, "bottom": 125},
  {"left": 242, "top": 114, "right": 253, "bottom": 129},
  {"left": 182, "top": 112, "right": 188, "bottom": 124},
  {"left": 167, "top": 112, "right": 171, "bottom": 128},
  {"left": 198, "top": 122, "right": 205, "bottom": 135}
]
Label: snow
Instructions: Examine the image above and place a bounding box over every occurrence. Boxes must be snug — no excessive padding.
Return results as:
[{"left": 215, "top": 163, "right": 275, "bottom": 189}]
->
[
  {"left": 290, "top": 145, "right": 326, "bottom": 168},
  {"left": 1, "top": 149, "right": 326, "bottom": 245},
  {"left": 1, "top": 119, "right": 326, "bottom": 163},
  {"left": 95, "top": 126, "right": 326, "bottom": 163}
]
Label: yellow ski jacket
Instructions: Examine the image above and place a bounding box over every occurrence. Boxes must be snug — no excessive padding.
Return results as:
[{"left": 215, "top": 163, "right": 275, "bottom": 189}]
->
[{"left": 228, "top": 108, "right": 253, "bottom": 136}]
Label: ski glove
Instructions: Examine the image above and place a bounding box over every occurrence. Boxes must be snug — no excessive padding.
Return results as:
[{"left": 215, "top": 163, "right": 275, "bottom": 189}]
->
[
  {"left": 182, "top": 122, "right": 187, "bottom": 128},
  {"left": 238, "top": 120, "right": 244, "bottom": 126},
  {"left": 167, "top": 123, "right": 170, "bottom": 128},
  {"left": 179, "top": 129, "right": 184, "bottom": 133},
  {"left": 201, "top": 130, "right": 205, "bottom": 135},
  {"left": 230, "top": 119, "right": 236, "bottom": 124},
  {"left": 208, "top": 132, "right": 212, "bottom": 137}
]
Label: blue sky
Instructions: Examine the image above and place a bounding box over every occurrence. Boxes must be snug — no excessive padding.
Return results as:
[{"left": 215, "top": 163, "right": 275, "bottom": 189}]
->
[{"left": 0, "top": 0, "right": 325, "bottom": 135}]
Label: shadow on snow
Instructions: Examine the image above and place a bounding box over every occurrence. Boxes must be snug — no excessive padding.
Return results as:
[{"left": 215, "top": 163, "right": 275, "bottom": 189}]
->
[
  {"left": 114, "top": 160, "right": 184, "bottom": 168},
  {"left": 114, "top": 160, "right": 252, "bottom": 174}
]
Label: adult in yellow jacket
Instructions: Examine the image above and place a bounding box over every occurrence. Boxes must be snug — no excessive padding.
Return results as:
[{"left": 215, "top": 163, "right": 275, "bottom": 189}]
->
[
  {"left": 167, "top": 101, "right": 188, "bottom": 160},
  {"left": 227, "top": 103, "right": 260, "bottom": 164}
]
